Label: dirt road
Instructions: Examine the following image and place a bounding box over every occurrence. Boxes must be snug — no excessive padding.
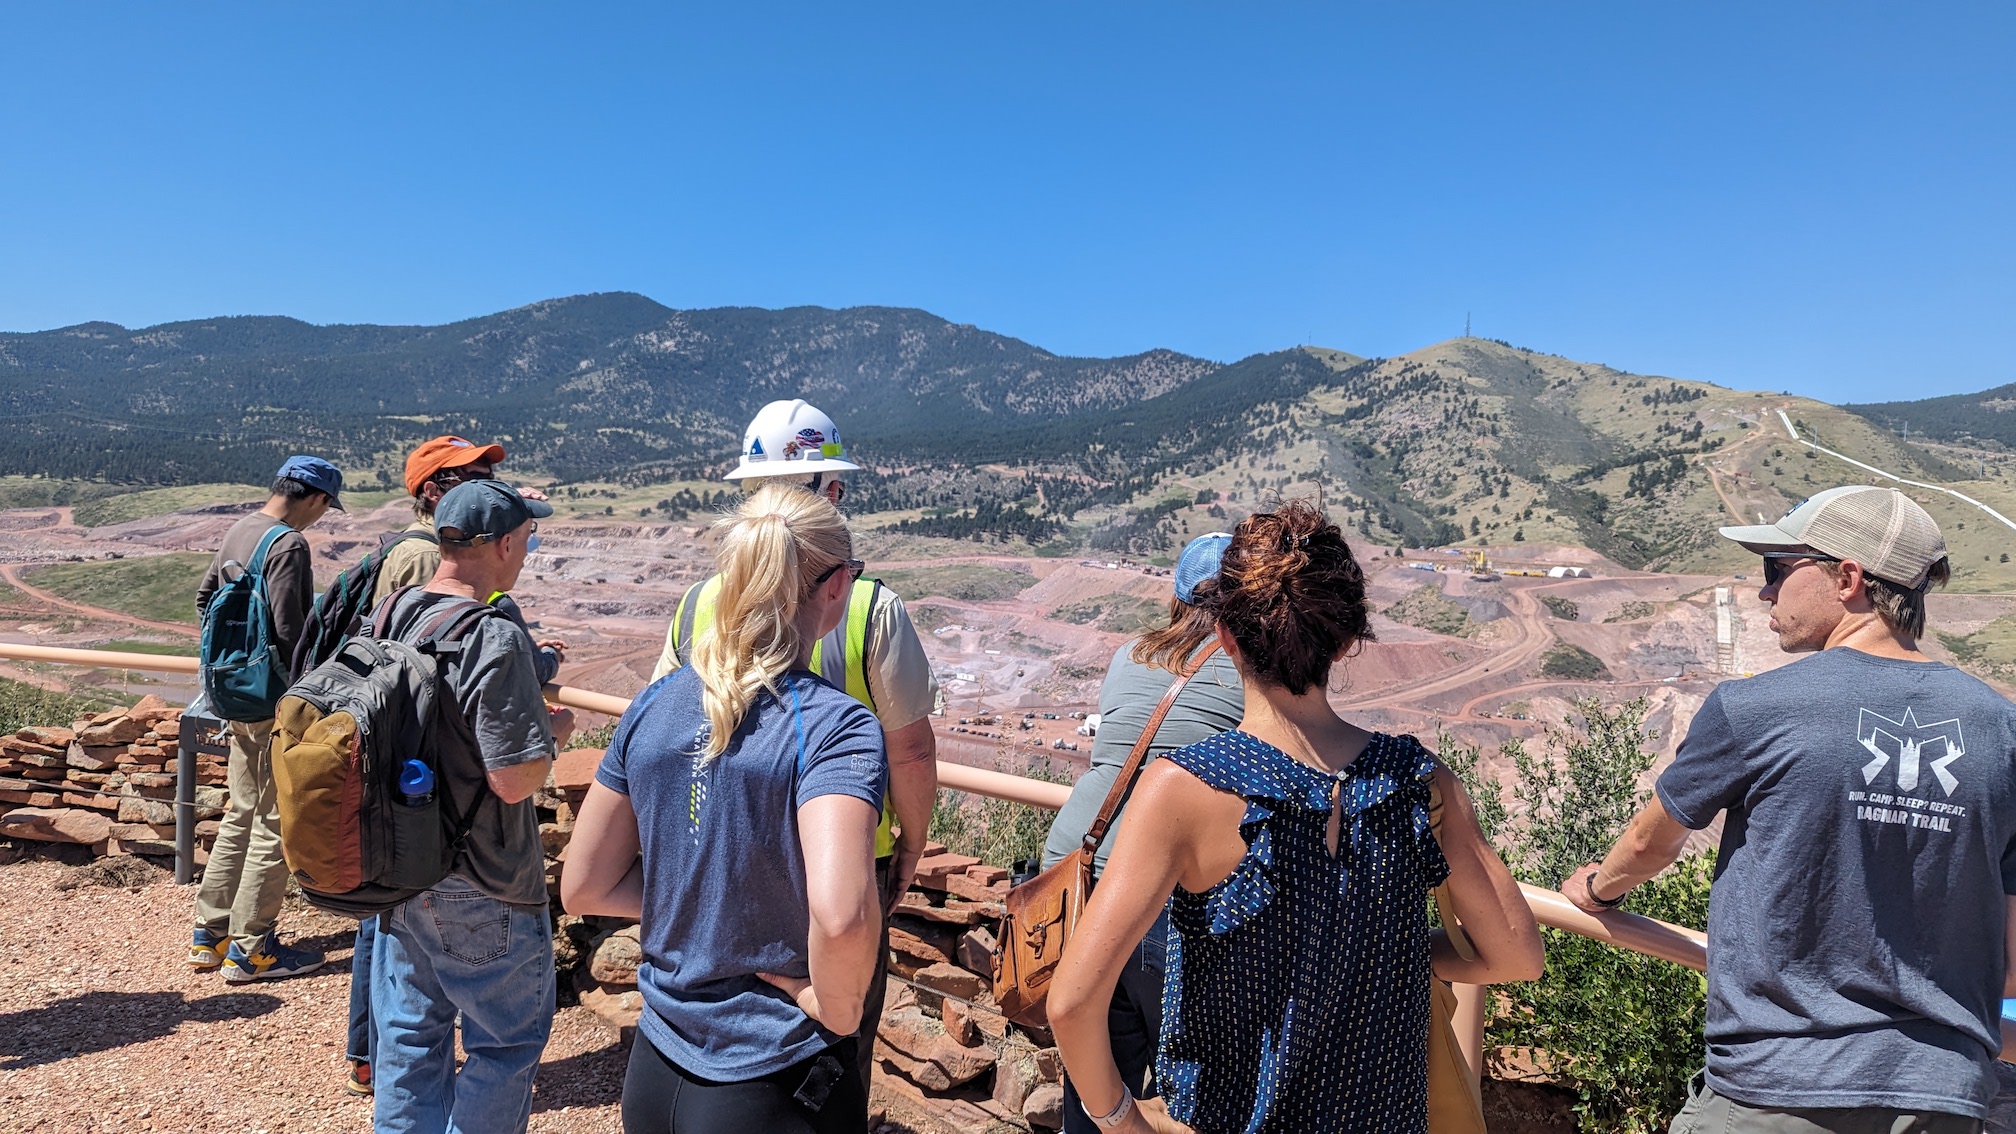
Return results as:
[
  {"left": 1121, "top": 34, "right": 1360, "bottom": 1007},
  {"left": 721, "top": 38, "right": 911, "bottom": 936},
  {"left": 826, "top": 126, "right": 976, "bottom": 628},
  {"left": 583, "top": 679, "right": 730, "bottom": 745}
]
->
[
  {"left": 1348, "top": 579, "right": 1574, "bottom": 712},
  {"left": 0, "top": 564, "right": 199, "bottom": 638}
]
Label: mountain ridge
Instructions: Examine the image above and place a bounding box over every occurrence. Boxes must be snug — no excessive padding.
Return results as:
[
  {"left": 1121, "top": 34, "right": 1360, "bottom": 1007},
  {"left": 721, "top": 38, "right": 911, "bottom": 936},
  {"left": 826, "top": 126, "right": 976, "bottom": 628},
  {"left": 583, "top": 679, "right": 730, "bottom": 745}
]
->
[{"left": 5, "top": 293, "right": 2015, "bottom": 583}]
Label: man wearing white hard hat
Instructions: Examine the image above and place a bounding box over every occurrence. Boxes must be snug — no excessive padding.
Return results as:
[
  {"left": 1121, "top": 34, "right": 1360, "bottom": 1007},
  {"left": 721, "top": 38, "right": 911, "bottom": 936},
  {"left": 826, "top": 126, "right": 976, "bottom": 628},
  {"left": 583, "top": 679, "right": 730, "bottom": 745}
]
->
[
  {"left": 652, "top": 398, "right": 940, "bottom": 1092},
  {"left": 1566, "top": 486, "right": 2016, "bottom": 1132}
]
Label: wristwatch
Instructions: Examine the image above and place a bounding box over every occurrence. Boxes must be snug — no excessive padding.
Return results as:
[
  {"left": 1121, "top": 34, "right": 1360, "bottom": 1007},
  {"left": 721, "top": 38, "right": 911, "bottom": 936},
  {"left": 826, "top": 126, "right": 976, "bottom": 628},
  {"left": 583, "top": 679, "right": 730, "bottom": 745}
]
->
[{"left": 1083, "top": 1090, "right": 1137, "bottom": 1130}]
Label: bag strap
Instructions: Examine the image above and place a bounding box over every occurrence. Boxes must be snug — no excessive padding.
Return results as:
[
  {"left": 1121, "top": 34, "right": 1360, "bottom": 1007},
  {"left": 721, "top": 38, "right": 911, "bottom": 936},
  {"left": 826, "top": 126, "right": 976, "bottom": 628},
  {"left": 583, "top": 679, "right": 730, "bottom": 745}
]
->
[
  {"left": 246, "top": 522, "right": 292, "bottom": 577},
  {"left": 1427, "top": 771, "right": 1477, "bottom": 962},
  {"left": 1080, "top": 642, "right": 1220, "bottom": 856}
]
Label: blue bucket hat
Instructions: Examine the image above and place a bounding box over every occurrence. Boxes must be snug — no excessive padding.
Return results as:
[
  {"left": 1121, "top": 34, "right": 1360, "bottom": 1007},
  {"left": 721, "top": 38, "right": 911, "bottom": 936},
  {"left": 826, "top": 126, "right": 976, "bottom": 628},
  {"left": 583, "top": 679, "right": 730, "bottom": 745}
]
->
[
  {"left": 275, "top": 455, "right": 345, "bottom": 511},
  {"left": 1174, "top": 532, "right": 1234, "bottom": 604}
]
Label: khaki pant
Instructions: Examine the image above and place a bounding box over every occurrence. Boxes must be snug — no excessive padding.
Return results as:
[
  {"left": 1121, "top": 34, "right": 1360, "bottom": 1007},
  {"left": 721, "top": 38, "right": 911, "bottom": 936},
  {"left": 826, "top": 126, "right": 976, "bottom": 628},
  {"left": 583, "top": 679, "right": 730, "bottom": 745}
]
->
[
  {"left": 192, "top": 719, "right": 289, "bottom": 952},
  {"left": 1673, "top": 1073, "right": 1983, "bottom": 1134}
]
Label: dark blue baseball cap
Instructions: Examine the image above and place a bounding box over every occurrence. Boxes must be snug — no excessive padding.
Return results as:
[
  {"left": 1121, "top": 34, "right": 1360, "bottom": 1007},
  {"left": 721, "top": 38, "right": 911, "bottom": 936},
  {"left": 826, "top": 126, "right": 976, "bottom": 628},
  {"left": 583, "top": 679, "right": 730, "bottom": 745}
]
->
[
  {"left": 436, "top": 479, "right": 552, "bottom": 545},
  {"left": 276, "top": 455, "right": 345, "bottom": 511},
  {"left": 1174, "top": 532, "right": 1233, "bottom": 604}
]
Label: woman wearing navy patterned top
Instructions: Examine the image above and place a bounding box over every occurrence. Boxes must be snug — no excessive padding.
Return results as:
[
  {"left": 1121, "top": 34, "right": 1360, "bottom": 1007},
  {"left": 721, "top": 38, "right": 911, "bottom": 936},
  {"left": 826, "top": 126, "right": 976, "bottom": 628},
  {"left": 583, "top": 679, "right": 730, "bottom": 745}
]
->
[{"left": 1051, "top": 501, "right": 1543, "bottom": 1133}]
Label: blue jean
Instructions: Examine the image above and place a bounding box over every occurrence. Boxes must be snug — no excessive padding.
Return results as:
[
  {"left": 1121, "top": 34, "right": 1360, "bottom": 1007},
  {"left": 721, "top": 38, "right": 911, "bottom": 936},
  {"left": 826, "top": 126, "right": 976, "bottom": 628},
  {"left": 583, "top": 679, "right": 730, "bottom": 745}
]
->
[
  {"left": 371, "top": 875, "right": 554, "bottom": 1134},
  {"left": 347, "top": 916, "right": 377, "bottom": 1064}
]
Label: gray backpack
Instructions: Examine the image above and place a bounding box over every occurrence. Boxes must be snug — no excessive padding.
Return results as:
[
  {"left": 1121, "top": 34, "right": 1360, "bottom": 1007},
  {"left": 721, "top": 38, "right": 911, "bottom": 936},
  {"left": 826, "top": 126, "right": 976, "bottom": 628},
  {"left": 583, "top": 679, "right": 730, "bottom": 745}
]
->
[{"left": 270, "top": 589, "right": 496, "bottom": 918}]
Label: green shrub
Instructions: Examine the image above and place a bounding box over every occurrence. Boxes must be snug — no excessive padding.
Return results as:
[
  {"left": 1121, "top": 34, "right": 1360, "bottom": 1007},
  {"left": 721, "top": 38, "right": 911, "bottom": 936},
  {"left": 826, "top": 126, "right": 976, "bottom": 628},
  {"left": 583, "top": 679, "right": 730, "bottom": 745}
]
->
[
  {"left": 1604, "top": 601, "right": 1656, "bottom": 623},
  {"left": 1442, "top": 700, "right": 1709, "bottom": 1133},
  {"left": 1540, "top": 642, "right": 1610, "bottom": 680},
  {"left": 0, "top": 677, "right": 99, "bottom": 735},
  {"left": 930, "top": 759, "right": 1075, "bottom": 869},
  {"left": 1382, "top": 583, "right": 1477, "bottom": 638},
  {"left": 1539, "top": 595, "right": 1581, "bottom": 621}
]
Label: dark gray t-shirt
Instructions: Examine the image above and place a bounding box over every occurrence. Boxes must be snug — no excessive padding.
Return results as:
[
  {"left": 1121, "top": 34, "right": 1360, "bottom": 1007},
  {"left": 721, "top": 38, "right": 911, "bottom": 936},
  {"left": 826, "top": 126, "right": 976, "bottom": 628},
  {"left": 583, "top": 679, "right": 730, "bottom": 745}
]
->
[
  {"left": 1042, "top": 643, "right": 1244, "bottom": 876},
  {"left": 1657, "top": 648, "right": 2016, "bottom": 1119},
  {"left": 598, "top": 667, "right": 886, "bottom": 1079},
  {"left": 381, "top": 589, "right": 555, "bottom": 907}
]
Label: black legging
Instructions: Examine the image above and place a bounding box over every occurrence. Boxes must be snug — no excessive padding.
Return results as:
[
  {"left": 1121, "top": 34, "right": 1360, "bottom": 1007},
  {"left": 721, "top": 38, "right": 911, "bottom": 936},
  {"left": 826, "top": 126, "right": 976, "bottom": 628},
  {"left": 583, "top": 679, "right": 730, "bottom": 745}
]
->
[{"left": 622, "top": 1033, "right": 865, "bottom": 1134}]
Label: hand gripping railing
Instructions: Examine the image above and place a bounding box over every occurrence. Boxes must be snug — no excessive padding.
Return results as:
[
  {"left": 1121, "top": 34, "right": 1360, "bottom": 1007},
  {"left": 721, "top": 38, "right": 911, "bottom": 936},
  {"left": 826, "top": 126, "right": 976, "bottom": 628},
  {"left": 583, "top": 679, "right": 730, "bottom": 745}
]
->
[{"left": 1, "top": 647, "right": 2008, "bottom": 1076}]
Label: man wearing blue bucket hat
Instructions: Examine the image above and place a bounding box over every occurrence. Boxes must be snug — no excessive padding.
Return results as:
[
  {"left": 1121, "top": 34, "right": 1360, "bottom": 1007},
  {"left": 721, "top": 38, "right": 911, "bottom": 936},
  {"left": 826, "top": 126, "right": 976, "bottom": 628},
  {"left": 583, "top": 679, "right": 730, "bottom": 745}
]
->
[{"left": 188, "top": 456, "right": 344, "bottom": 982}]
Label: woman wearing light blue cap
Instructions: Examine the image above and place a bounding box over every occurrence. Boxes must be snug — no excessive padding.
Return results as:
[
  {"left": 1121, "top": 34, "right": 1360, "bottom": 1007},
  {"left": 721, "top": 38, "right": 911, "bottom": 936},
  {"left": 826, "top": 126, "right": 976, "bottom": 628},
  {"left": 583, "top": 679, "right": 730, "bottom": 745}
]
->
[{"left": 1040, "top": 533, "right": 1244, "bottom": 1134}]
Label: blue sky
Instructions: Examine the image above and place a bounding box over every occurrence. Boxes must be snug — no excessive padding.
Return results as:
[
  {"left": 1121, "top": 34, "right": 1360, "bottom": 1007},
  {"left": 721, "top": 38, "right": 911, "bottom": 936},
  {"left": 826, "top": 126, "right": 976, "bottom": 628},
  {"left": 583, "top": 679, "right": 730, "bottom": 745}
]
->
[{"left": 2, "top": 4, "right": 2010, "bottom": 402}]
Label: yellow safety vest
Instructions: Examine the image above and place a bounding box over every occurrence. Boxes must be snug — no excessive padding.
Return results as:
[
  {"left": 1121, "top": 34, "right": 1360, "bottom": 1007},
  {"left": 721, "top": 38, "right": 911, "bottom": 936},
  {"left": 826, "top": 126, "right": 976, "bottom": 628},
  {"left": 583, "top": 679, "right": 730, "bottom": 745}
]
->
[{"left": 670, "top": 575, "right": 896, "bottom": 856}]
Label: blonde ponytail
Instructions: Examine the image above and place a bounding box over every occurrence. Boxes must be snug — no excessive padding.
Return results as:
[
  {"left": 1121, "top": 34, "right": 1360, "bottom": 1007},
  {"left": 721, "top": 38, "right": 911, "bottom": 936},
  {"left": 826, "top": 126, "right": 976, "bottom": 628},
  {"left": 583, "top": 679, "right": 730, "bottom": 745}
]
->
[{"left": 690, "top": 482, "right": 852, "bottom": 759}]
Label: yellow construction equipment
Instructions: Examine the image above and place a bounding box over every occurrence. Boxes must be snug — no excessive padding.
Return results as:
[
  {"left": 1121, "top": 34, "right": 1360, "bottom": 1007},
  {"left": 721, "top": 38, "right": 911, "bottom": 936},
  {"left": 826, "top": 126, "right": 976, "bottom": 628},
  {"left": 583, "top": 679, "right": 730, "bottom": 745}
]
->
[{"left": 1463, "top": 549, "right": 1491, "bottom": 574}]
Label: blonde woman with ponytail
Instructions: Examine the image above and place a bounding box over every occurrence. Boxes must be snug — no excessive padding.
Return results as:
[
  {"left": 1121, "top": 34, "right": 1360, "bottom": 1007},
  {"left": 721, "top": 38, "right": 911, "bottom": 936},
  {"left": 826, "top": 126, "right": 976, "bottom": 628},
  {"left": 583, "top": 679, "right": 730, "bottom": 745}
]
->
[{"left": 563, "top": 483, "right": 887, "bottom": 1134}]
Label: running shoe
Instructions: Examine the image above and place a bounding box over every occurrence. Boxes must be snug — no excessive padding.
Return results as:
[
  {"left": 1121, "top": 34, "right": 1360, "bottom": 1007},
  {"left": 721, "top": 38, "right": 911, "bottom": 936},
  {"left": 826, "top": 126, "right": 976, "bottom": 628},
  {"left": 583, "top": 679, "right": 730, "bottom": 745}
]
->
[
  {"left": 221, "top": 934, "right": 326, "bottom": 983},
  {"left": 345, "top": 1060, "right": 373, "bottom": 1097},
  {"left": 188, "top": 927, "right": 227, "bottom": 971}
]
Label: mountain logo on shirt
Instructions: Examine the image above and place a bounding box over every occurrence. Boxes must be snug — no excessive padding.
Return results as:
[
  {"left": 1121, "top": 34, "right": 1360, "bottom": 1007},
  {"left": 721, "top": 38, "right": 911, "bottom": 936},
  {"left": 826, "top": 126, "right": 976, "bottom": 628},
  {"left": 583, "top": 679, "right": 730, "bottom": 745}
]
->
[{"left": 1856, "top": 707, "right": 1963, "bottom": 796}]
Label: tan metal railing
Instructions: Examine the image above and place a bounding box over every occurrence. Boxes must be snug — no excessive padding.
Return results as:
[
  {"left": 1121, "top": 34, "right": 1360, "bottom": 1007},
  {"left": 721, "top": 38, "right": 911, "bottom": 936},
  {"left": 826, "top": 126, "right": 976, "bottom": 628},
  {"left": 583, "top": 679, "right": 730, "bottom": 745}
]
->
[{"left": 4, "top": 645, "right": 2009, "bottom": 1073}]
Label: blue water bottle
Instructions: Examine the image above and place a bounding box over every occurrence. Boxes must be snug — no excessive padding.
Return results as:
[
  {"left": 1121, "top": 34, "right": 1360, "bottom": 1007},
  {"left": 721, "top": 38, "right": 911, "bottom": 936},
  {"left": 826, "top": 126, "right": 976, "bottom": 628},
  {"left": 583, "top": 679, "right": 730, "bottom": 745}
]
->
[{"left": 398, "top": 759, "right": 435, "bottom": 807}]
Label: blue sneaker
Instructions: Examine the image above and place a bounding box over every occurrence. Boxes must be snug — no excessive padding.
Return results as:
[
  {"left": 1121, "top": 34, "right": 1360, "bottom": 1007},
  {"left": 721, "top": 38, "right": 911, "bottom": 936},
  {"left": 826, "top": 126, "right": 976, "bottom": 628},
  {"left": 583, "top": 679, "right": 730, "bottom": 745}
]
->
[
  {"left": 188, "top": 927, "right": 227, "bottom": 971},
  {"left": 222, "top": 934, "right": 326, "bottom": 983}
]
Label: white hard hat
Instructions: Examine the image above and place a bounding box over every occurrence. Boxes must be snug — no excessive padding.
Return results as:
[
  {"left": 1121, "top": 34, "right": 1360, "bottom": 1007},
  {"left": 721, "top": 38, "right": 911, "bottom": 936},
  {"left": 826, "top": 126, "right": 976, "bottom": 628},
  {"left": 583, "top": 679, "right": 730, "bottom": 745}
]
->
[{"left": 723, "top": 398, "right": 863, "bottom": 482}]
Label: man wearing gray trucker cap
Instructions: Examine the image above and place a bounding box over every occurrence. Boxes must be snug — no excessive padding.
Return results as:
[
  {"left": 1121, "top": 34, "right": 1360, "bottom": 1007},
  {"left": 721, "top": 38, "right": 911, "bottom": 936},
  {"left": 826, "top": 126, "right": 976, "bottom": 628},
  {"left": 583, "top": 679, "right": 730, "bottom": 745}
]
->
[{"left": 1567, "top": 485, "right": 2016, "bottom": 1132}]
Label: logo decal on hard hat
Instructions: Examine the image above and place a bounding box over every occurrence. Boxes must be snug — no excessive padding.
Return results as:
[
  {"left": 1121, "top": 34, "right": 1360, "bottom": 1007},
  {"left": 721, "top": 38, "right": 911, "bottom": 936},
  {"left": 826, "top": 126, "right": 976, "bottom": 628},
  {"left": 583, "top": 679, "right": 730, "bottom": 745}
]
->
[{"left": 748, "top": 437, "right": 766, "bottom": 461}]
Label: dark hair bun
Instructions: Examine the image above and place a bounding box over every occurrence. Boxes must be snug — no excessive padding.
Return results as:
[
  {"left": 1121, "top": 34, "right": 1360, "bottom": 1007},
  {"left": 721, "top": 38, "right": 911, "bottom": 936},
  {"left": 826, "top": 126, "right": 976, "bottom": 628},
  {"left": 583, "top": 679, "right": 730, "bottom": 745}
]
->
[{"left": 1203, "top": 499, "right": 1373, "bottom": 694}]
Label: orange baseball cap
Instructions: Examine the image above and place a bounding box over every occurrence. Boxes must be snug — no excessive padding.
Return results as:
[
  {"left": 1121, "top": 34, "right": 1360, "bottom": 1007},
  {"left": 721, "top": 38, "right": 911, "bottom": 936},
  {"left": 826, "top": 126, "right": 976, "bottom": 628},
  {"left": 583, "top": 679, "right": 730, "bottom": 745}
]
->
[{"left": 404, "top": 436, "right": 507, "bottom": 496}]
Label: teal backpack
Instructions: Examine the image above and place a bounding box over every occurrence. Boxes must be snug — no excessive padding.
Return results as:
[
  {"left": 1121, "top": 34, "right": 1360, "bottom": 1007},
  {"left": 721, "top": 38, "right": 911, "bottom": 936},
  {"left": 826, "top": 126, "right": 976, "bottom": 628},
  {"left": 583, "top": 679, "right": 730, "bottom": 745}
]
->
[{"left": 200, "top": 524, "right": 293, "bottom": 722}]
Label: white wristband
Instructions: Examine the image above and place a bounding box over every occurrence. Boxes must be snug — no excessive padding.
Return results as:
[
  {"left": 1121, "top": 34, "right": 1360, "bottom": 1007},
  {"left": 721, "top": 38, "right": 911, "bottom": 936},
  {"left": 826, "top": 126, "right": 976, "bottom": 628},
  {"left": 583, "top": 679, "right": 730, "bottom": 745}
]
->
[{"left": 1083, "top": 1090, "right": 1136, "bottom": 1130}]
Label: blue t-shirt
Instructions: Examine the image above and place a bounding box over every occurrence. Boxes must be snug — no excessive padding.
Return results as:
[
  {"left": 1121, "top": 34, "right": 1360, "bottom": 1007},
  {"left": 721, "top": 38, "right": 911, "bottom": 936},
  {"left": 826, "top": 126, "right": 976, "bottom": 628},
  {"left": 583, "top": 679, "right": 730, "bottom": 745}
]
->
[
  {"left": 596, "top": 666, "right": 887, "bottom": 1080},
  {"left": 1657, "top": 648, "right": 2016, "bottom": 1119}
]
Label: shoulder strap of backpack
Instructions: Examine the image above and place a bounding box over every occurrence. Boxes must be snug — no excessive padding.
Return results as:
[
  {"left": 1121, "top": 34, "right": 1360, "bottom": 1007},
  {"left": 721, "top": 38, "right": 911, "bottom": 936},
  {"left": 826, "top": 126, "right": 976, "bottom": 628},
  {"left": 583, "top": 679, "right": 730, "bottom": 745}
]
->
[
  {"left": 397, "top": 592, "right": 507, "bottom": 854},
  {"left": 376, "top": 528, "right": 438, "bottom": 554},
  {"left": 245, "top": 523, "right": 292, "bottom": 578}
]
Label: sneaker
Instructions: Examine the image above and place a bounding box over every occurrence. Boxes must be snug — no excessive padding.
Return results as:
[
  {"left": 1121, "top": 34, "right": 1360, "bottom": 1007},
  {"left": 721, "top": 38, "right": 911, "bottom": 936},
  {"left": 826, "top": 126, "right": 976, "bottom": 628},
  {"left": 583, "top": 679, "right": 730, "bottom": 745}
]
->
[
  {"left": 221, "top": 934, "right": 326, "bottom": 983},
  {"left": 344, "top": 1060, "right": 372, "bottom": 1097},
  {"left": 188, "top": 927, "right": 227, "bottom": 971}
]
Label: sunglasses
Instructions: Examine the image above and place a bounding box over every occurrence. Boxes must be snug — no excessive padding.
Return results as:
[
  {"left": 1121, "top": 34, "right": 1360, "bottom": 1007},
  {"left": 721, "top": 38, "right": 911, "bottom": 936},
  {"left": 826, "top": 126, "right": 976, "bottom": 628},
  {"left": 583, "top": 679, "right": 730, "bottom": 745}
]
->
[
  {"left": 813, "top": 558, "right": 865, "bottom": 587},
  {"left": 1761, "top": 552, "right": 1837, "bottom": 587},
  {"left": 442, "top": 520, "right": 539, "bottom": 551},
  {"left": 433, "top": 465, "right": 496, "bottom": 487}
]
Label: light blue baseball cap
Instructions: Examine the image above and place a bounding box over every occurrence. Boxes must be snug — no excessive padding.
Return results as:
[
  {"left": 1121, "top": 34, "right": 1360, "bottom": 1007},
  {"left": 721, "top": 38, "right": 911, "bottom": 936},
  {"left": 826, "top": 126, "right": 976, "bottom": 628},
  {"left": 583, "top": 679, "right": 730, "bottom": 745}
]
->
[{"left": 1174, "top": 532, "right": 1234, "bottom": 604}]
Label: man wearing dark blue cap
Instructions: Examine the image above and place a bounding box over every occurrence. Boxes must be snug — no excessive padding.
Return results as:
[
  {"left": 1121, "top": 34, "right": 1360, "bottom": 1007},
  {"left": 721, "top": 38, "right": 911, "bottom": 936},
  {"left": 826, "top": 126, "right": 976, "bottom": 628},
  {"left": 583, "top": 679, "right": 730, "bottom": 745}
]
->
[
  {"left": 367, "top": 479, "right": 574, "bottom": 1134},
  {"left": 188, "top": 455, "right": 344, "bottom": 981}
]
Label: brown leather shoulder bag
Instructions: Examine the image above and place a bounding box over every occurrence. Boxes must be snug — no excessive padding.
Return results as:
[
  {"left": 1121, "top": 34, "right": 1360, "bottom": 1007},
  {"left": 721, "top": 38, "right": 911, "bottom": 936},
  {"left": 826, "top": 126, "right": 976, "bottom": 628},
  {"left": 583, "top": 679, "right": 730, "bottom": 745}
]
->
[{"left": 991, "top": 644, "right": 1218, "bottom": 1027}]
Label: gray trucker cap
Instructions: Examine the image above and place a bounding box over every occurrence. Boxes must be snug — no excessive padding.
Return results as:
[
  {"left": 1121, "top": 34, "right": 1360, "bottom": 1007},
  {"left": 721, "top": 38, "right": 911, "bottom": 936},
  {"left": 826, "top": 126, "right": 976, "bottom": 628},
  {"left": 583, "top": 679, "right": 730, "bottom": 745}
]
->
[{"left": 1719, "top": 485, "right": 1948, "bottom": 589}]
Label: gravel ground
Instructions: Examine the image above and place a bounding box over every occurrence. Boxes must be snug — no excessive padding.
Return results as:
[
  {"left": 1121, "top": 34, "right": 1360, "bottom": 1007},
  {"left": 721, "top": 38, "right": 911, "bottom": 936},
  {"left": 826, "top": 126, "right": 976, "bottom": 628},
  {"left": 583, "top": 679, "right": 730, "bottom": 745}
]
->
[{"left": 0, "top": 857, "right": 626, "bottom": 1133}]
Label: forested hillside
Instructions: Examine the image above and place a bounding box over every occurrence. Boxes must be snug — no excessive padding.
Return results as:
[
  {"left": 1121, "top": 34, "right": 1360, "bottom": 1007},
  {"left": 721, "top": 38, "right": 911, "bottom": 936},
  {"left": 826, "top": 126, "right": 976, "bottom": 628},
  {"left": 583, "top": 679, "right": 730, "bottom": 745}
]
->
[{"left": 1847, "top": 383, "right": 2016, "bottom": 449}]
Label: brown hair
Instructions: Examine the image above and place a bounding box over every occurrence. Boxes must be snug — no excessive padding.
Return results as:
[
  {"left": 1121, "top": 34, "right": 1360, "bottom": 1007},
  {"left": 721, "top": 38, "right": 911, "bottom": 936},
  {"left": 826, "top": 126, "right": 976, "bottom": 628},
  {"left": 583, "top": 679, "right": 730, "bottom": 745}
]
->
[
  {"left": 1200, "top": 499, "right": 1373, "bottom": 694},
  {"left": 1130, "top": 588, "right": 1220, "bottom": 674},
  {"left": 1819, "top": 556, "right": 1950, "bottom": 640}
]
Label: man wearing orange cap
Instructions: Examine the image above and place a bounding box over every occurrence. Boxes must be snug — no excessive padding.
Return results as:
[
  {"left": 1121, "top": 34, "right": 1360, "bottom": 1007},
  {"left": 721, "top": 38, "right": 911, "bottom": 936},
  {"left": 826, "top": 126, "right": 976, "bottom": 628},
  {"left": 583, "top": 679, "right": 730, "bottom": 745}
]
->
[{"left": 371, "top": 436, "right": 513, "bottom": 604}]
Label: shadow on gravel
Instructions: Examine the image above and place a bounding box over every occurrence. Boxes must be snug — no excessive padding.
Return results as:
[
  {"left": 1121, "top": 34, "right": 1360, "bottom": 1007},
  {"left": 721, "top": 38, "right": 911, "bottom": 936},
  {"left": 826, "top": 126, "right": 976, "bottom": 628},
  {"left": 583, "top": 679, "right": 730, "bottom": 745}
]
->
[
  {"left": 288, "top": 928, "right": 367, "bottom": 959},
  {"left": 532, "top": 1033, "right": 631, "bottom": 1112},
  {"left": 0, "top": 989, "right": 283, "bottom": 1070}
]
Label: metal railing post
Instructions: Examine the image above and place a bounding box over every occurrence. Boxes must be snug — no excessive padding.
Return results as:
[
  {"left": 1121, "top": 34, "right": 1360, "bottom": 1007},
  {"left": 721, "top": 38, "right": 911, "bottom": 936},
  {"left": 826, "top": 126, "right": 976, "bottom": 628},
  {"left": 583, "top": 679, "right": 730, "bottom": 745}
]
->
[
  {"left": 1451, "top": 982, "right": 1487, "bottom": 1089},
  {"left": 174, "top": 734, "right": 196, "bottom": 884}
]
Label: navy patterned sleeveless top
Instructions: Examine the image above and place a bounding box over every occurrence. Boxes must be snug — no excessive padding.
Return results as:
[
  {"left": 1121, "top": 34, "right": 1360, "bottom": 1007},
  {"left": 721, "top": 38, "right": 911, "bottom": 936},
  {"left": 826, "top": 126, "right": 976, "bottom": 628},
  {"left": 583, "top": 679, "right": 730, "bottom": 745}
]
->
[{"left": 1157, "top": 730, "right": 1449, "bottom": 1134}]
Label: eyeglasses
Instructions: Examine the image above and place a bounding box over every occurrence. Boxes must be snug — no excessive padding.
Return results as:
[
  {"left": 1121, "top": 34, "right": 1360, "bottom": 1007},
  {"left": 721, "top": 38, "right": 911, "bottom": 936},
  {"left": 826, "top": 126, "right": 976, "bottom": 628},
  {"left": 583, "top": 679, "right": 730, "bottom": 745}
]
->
[
  {"left": 1761, "top": 552, "right": 1837, "bottom": 587},
  {"left": 813, "top": 558, "right": 865, "bottom": 586}
]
